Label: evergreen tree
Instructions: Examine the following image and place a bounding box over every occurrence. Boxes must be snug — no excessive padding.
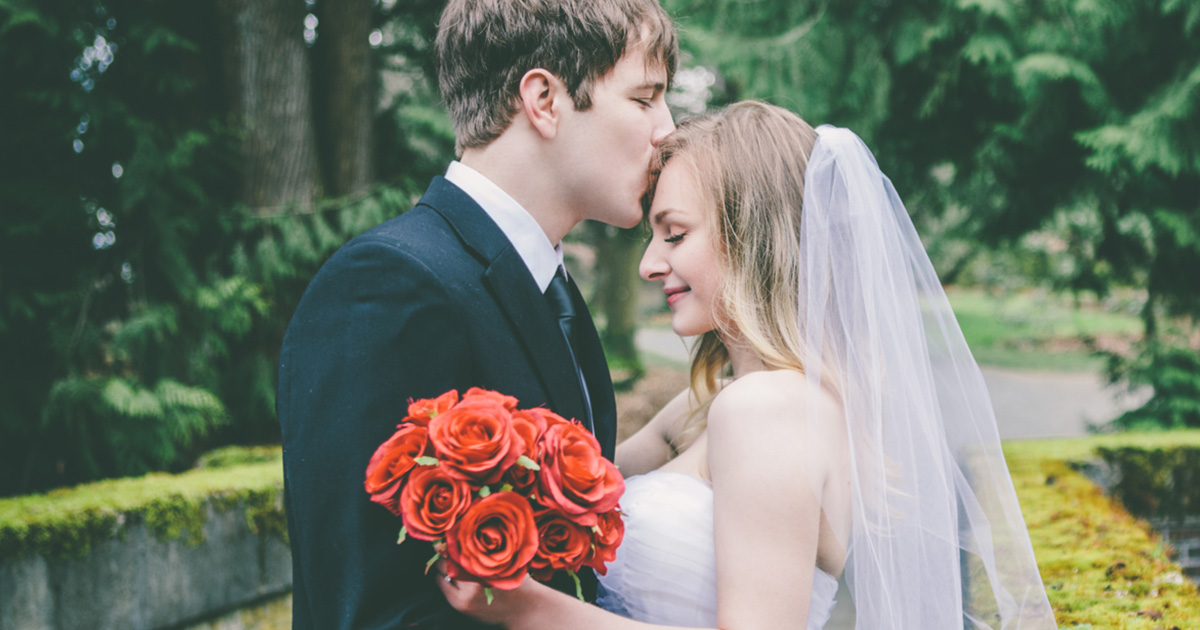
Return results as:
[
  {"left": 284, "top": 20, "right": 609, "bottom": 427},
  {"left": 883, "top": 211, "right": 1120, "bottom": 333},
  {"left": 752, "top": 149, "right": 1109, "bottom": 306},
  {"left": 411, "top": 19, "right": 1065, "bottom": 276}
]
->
[
  {"left": 0, "top": 0, "right": 451, "bottom": 495},
  {"left": 666, "top": 0, "right": 1200, "bottom": 429}
]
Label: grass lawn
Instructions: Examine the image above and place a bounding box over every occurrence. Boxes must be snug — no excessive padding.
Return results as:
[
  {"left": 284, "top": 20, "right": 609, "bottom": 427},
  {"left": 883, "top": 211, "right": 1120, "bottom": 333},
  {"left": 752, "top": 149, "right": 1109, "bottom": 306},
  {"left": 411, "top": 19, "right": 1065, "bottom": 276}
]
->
[
  {"left": 946, "top": 287, "right": 1143, "bottom": 372},
  {"left": 636, "top": 286, "right": 1144, "bottom": 373}
]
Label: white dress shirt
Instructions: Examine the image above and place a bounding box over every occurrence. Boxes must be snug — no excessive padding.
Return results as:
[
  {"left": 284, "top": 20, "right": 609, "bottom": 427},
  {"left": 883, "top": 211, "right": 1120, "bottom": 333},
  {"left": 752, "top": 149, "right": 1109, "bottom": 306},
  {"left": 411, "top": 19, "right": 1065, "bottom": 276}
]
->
[{"left": 445, "top": 161, "right": 565, "bottom": 292}]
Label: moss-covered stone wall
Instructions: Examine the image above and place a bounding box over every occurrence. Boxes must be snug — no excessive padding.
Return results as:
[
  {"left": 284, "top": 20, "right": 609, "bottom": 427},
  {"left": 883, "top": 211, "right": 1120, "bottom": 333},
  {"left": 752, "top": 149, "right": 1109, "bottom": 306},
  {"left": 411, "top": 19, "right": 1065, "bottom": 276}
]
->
[
  {"left": 1007, "top": 431, "right": 1200, "bottom": 628},
  {"left": 4, "top": 438, "right": 1200, "bottom": 629},
  {"left": 0, "top": 447, "right": 289, "bottom": 630}
]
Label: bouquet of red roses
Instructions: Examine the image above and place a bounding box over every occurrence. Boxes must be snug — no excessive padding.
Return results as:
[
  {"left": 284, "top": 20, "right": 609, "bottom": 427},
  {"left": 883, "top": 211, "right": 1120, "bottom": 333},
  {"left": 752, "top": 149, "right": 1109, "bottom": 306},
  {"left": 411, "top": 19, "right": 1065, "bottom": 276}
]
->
[{"left": 364, "top": 387, "right": 625, "bottom": 601}]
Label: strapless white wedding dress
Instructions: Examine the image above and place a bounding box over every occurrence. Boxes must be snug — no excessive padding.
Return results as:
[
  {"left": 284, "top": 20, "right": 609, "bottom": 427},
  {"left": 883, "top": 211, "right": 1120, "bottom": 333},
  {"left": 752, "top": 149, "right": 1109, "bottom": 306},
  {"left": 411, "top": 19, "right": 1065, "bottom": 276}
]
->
[{"left": 597, "top": 471, "right": 839, "bottom": 628}]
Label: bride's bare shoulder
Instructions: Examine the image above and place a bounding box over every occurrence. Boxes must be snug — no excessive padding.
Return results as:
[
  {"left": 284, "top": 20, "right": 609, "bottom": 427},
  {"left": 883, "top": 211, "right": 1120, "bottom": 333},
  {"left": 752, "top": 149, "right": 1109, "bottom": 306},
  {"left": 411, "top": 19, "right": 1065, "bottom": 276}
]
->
[
  {"left": 706, "top": 370, "right": 847, "bottom": 488},
  {"left": 709, "top": 370, "right": 841, "bottom": 426}
]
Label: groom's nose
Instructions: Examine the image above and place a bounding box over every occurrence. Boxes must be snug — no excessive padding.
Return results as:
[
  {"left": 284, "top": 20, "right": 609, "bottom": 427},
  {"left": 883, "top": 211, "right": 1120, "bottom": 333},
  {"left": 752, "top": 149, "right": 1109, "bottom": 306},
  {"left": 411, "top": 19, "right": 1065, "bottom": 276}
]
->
[{"left": 651, "top": 101, "right": 675, "bottom": 146}]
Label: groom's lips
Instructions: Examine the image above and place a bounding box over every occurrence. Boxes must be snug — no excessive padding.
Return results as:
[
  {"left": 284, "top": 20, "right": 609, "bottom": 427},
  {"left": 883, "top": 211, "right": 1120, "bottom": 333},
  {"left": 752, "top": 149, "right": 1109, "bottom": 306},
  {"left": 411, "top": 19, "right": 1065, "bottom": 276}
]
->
[{"left": 664, "top": 286, "right": 689, "bottom": 307}]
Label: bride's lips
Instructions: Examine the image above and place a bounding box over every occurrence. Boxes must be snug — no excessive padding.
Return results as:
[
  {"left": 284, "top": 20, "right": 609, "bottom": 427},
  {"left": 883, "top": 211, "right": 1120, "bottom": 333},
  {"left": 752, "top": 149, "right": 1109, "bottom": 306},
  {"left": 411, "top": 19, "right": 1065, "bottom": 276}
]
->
[{"left": 664, "top": 286, "right": 689, "bottom": 308}]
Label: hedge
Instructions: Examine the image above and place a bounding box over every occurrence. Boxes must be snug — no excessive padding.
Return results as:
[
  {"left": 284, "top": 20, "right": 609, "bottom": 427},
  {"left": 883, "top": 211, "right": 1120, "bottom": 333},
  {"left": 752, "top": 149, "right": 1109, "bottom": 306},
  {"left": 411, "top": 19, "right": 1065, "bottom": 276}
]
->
[
  {"left": 1095, "top": 444, "right": 1200, "bottom": 521},
  {"left": 4, "top": 436, "right": 1200, "bottom": 628}
]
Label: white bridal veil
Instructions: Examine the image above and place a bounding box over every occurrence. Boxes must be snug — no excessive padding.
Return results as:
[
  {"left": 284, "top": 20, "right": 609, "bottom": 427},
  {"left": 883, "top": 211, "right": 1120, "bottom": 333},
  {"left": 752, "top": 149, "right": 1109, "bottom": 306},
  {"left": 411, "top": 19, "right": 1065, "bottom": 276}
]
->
[{"left": 799, "top": 126, "right": 1058, "bottom": 628}]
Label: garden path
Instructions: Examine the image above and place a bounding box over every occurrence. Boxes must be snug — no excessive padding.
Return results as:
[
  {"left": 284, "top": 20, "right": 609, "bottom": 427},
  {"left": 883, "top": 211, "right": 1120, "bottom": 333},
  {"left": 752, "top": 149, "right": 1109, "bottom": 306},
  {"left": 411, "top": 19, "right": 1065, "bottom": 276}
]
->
[{"left": 636, "top": 327, "right": 1149, "bottom": 440}]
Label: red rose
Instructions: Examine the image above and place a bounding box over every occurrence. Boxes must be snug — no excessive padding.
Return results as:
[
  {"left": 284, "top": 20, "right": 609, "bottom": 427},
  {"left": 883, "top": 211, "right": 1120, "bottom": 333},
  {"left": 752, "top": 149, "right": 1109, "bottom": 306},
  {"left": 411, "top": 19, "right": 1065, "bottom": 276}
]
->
[
  {"left": 536, "top": 421, "right": 624, "bottom": 526},
  {"left": 536, "top": 407, "right": 572, "bottom": 430},
  {"left": 502, "top": 464, "right": 537, "bottom": 492},
  {"left": 462, "top": 387, "right": 519, "bottom": 411},
  {"left": 510, "top": 408, "right": 550, "bottom": 454},
  {"left": 502, "top": 409, "right": 550, "bottom": 489},
  {"left": 398, "top": 465, "right": 472, "bottom": 541},
  {"left": 402, "top": 390, "right": 460, "bottom": 427},
  {"left": 585, "top": 506, "right": 625, "bottom": 575},
  {"left": 429, "top": 397, "right": 522, "bottom": 485},
  {"left": 443, "top": 492, "right": 539, "bottom": 590},
  {"left": 529, "top": 508, "right": 593, "bottom": 581},
  {"left": 364, "top": 424, "right": 429, "bottom": 515}
]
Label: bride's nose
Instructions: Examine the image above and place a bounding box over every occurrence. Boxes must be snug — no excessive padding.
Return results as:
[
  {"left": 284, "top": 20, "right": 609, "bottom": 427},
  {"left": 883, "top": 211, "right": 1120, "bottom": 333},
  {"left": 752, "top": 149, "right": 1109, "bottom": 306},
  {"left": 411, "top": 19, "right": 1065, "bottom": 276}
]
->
[{"left": 639, "top": 244, "right": 668, "bottom": 282}]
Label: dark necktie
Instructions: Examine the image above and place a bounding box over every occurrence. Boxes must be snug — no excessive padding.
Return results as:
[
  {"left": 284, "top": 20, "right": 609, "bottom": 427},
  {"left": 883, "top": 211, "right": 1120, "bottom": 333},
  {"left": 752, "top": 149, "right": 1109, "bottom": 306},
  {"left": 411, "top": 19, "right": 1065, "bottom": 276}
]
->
[{"left": 545, "top": 268, "right": 594, "bottom": 432}]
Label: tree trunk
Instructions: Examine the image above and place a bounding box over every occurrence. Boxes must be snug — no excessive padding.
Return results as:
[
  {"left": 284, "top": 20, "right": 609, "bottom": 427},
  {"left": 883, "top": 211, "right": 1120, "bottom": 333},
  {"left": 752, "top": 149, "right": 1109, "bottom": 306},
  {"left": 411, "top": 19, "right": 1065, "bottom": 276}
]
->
[
  {"left": 214, "top": 0, "right": 321, "bottom": 214},
  {"left": 589, "top": 222, "right": 644, "bottom": 388},
  {"left": 313, "top": 0, "right": 374, "bottom": 198}
]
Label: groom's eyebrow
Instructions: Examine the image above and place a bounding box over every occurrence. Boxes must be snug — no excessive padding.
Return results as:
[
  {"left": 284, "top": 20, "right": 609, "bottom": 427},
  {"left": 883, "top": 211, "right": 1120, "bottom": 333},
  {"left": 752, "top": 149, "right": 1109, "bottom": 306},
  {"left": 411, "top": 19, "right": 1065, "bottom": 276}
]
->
[{"left": 635, "top": 80, "right": 666, "bottom": 93}]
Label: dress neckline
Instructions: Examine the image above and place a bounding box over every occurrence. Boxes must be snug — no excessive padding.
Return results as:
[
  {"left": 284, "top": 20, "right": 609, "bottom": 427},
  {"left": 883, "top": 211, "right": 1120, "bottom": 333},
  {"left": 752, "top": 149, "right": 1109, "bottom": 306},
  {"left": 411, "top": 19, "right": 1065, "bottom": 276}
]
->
[{"left": 628, "top": 469, "right": 841, "bottom": 588}]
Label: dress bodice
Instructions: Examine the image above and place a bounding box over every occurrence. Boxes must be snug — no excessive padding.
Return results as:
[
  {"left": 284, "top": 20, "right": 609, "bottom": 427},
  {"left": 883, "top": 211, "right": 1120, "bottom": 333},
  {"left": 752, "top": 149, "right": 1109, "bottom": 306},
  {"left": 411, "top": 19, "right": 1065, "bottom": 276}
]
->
[{"left": 597, "top": 471, "right": 838, "bottom": 628}]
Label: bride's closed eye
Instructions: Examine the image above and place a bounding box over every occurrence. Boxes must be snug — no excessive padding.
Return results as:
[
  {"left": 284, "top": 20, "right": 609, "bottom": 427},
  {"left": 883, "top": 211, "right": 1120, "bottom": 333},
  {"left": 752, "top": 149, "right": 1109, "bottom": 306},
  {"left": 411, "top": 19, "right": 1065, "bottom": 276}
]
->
[{"left": 664, "top": 232, "right": 686, "bottom": 244}]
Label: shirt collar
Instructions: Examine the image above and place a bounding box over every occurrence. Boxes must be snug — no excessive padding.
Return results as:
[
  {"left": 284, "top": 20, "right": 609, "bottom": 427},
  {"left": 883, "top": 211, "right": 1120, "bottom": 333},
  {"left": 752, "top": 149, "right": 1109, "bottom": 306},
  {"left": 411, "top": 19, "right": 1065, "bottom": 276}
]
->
[{"left": 445, "top": 161, "right": 564, "bottom": 292}]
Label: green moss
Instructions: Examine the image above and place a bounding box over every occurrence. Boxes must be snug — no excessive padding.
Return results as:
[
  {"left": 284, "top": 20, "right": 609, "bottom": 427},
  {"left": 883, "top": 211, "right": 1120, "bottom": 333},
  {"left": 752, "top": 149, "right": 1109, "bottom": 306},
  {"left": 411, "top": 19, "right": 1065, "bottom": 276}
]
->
[
  {"left": 7, "top": 437, "right": 1200, "bottom": 627},
  {"left": 244, "top": 487, "right": 289, "bottom": 541},
  {"left": 196, "top": 445, "right": 286, "bottom": 469},
  {"left": 0, "top": 447, "right": 284, "bottom": 562},
  {"left": 1005, "top": 431, "right": 1200, "bottom": 628},
  {"left": 184, "top": 593, "right": 292, "bottom": 630}
]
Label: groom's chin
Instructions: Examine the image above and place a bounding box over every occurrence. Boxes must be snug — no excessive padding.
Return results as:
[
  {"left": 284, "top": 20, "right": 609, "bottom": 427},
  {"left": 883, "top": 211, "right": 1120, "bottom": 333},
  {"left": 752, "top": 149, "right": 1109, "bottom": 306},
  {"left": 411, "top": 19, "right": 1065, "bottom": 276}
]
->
[
  {"left": 614, "top": 214, "right": 643, "bottom": 230},
  {"left": 607, "top": 205, "right": 644, "bottom": 230}
]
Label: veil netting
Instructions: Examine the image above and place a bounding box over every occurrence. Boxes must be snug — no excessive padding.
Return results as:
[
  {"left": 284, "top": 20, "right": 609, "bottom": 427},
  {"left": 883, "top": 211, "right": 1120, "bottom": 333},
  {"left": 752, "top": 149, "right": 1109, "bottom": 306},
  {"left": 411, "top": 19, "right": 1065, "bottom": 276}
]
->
[{"left": 799, "top": 125, "right": 1058, "bottom": 629}]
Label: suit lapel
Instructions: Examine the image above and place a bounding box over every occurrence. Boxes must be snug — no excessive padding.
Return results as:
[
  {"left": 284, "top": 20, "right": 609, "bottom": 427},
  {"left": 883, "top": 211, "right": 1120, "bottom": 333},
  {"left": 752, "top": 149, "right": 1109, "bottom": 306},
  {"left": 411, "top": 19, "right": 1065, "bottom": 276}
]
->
[
  {"left": 419, "top": 178, "right": 592, "bottom": 427},
  {"left": 482, "top": 257, "right": 591, "bottom": 426}
]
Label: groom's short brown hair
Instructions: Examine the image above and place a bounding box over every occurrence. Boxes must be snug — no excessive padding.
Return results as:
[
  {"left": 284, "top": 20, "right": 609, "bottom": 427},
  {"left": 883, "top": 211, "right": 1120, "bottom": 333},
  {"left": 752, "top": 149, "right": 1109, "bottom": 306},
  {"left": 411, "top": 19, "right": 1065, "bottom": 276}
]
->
[{"left": 436, "top": 0, "right": 677, "bottom": 154}]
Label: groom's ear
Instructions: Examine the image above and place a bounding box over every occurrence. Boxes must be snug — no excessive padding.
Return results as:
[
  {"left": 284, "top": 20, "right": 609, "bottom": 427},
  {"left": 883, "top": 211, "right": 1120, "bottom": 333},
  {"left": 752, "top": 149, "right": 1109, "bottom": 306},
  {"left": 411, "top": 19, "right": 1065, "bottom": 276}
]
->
[{"left": 518, "top": 68, "right": 566, "bottom": 140}]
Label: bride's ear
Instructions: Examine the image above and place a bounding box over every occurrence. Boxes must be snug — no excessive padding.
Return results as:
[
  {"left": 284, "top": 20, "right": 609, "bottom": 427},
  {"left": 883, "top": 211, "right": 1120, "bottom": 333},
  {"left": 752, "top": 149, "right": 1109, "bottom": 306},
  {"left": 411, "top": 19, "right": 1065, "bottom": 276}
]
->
[{"left": 518, "top": 68, "right": 566, "bottom": 140}]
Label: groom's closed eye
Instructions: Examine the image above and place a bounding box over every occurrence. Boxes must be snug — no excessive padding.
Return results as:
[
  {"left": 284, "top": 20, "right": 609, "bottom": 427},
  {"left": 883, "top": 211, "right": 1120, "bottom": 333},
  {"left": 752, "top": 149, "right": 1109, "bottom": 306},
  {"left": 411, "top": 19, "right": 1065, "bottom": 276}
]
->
[{"left": 631, "top": 82, "right": 666, "bottom": 103}]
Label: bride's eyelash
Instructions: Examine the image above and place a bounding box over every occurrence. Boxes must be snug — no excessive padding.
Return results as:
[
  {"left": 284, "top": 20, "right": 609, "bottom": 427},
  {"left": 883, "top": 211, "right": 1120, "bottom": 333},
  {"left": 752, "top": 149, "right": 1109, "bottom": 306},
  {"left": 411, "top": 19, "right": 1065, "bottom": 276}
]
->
[{"left": 664, "top": 232, "right": 686, "bottom": 244}]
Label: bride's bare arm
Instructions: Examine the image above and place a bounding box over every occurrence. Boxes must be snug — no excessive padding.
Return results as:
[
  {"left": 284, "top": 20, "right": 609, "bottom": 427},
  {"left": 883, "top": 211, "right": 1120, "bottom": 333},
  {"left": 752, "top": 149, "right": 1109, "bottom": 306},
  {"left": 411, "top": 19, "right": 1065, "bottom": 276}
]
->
[
  {"left": 613, "top": 386, "right": 695, "bottom": 476},
  {"left": 707, "top": 370, "right": 835, "bottom": 628}
]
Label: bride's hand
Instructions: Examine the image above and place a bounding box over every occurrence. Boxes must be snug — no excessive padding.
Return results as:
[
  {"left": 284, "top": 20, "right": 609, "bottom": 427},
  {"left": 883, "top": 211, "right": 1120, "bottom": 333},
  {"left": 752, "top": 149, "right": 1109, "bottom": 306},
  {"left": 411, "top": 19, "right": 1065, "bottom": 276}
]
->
[{"left": 435, "top": 561, "right": 534, "bottom": 627}]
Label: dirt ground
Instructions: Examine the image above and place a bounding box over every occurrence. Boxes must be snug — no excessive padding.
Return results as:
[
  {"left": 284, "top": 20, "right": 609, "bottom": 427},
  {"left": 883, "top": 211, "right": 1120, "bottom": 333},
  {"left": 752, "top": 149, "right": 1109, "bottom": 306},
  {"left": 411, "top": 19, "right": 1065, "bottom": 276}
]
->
[{"left": 614, "top": 368, "right": 689, "bottom": 442}]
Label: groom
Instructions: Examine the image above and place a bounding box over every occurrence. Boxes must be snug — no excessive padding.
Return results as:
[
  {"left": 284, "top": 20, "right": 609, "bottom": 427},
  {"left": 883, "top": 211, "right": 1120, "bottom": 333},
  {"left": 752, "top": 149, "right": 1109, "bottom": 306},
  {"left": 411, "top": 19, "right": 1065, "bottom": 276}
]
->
[{"left": 277, "top": 1, "right": 677, "bottom": 628}]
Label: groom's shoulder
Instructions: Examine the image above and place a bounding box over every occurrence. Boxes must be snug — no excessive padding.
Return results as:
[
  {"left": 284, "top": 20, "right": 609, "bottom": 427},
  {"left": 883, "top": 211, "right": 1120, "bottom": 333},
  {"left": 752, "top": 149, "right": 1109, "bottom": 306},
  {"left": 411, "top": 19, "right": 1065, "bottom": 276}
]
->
[
  {"left": 347, "top": 176, "right": 480, "bottom": 254},
  {"left": 356, "top": 204, "right": 454, "bottom": 251},
  {"left": 313, "top": 211, "right": 452, "bottom": 282},
  {"left": 330, "top": 184, "right": 472, "bottom": 265}
]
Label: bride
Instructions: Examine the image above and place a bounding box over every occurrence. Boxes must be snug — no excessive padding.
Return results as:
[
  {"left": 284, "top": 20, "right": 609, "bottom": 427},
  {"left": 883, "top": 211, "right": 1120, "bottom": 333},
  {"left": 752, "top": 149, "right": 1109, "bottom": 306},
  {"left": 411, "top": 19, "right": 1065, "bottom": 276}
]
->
[{"left": 438, "top": 101, "right": 1058, "bottom": 629}]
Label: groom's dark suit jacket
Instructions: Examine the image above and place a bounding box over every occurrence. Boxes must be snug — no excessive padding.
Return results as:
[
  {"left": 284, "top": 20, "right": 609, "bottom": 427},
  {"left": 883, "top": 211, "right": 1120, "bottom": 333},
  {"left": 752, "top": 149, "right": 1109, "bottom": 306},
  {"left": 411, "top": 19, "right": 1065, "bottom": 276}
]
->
[{"left": 277, "top": 177, "right": 617, "bottom": 630}]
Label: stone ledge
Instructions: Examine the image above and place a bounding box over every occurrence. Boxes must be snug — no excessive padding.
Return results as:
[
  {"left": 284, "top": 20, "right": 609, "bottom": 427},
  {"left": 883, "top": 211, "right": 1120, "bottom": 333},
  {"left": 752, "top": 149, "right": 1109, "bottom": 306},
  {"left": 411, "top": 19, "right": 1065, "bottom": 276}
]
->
[
  {"left": 1, "top": 500, "right": 290, "bottom": 630},
  {"left": 0, "top": 447, "right": 289, "bottom": 630}
]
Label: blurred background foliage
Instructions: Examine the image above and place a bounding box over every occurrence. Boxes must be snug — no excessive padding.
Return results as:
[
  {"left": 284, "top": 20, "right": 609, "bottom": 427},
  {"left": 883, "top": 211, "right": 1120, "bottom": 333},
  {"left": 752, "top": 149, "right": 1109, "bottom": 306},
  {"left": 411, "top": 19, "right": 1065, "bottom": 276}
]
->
[{"left": 0, "top": 0, "right": 1197, "bottom": 496}]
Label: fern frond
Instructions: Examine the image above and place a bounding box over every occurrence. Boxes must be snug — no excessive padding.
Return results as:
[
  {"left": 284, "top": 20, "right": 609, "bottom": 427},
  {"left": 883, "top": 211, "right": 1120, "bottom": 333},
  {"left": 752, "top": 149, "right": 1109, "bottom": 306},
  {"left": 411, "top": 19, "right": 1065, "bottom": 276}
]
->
[
  {"left": 1013, "top": 53, "right": 1108, "bottom": 110},
  {"left": 102, "top": 378, "right": 164, "bottom": 419},
  {"left": 956, "top": 0, "right": 1016, "bottom": 25},
  {"left": 962, "top": 32, "right": 1014, "bottom": 66},
  {"left": 1077, "top": 62, "right": 1200, "bottom": 177}
]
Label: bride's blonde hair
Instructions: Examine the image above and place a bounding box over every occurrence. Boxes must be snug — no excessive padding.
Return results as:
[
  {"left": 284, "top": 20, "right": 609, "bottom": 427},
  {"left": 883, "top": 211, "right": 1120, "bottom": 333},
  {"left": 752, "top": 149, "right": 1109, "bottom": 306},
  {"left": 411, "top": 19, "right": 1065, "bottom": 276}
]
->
[{"left": 644, "top": 101, "right": 820, "bottom": 437}]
